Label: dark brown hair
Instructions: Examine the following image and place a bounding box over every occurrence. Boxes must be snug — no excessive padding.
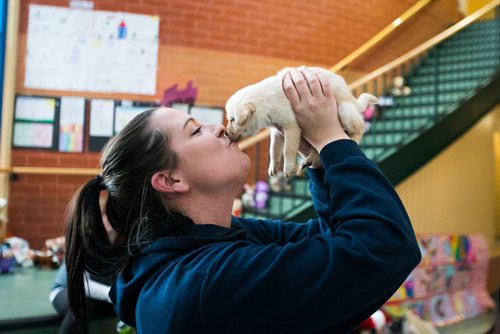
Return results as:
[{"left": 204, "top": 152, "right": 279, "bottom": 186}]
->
[{"left": 65, "top": 108, "right": 180, "bottom": 332}]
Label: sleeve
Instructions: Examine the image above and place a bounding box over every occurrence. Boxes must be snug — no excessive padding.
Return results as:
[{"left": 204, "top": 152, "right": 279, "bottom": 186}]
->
[
  {"left": 307, "top": 167, "right": 330, "bottom": 224},
  {"left": 230, "top": 163, "right": 332, "bottom": 245},
  {"left": 51, "top": 262, "right": 67, "bottom": 291},
  {"left": 232, "top": 217, "right": 331, "bottom": 245},
  {"left": 202, "top": 140, "right": 421, "bottom": 334}
]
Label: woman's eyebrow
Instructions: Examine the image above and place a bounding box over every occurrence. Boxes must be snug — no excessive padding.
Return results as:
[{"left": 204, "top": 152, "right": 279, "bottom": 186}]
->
[{"left": 183, "top": 117, "right": 195, "bottom": 130}]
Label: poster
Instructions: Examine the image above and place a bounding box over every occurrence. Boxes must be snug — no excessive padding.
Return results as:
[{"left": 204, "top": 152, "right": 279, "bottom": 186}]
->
[
  {"left": 25, "top": 5, "right": 159, "bottom": 95},
  {"left": 59, "top": 96, "right": 85, "bottom": 152}
]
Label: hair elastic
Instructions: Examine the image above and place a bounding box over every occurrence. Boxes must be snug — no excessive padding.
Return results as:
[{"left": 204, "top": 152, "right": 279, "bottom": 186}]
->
[{"left": 95, "top": 175, "right": 106, "bottom": 190}]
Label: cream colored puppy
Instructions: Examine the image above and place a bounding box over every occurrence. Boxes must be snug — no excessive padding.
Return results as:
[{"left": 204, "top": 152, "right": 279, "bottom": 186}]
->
[{"left": 225, "top": 66, "right": 377, "bottom": 178}]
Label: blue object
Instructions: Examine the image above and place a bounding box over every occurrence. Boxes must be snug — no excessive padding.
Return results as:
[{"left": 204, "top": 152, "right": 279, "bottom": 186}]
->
[
  {"left": 117, "top": 21, "right": 127, "bottom": 39},
  {"left": 110, "top": 140, "right": 421, "bottom": 333},
  {"left": 0, "top": 244, "right": 15, "bottom": 274},
  {"left": 0, "top": 0, "right": 8, "bottom": 132}
]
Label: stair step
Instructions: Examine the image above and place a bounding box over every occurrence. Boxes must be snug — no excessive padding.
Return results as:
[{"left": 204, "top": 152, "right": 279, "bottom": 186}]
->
[
  {"left": 366, "top": 118, "right": 430, "bottom": 133},
  {"left": 411, "top": 68, "right": 496, "bottom": 84},
  {"left": 409, "top": 78, "right": 484, "bottom": 94},
  {"left": 416, "top": 60, "right": 499, "bottom": 76},
  {"left": 425, "top": 49, "right": 499, "bottom": 64}
]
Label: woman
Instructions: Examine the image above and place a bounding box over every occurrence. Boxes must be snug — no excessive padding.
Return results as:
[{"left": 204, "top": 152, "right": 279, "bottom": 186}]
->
[{"left": 65, "top": 67, "right": 421, "bottom": 333}]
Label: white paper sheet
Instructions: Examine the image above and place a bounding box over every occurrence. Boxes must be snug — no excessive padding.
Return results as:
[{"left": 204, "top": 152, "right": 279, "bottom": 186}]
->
[
  {"left": 13, "top": 122, "right": 54, "bottom": 148},
  {"left": 59, "top": 96, "right": 85, "bottom": 152},
  {"left": 15, "top": 96, "right": 56, "bottom": 122},
  {"left": 171, "top": 102, "right": 191, "bottom": 114},
  {"left": 190, "top": 106, "right": 224, "bottom": 125},
  {"left": 90, "top": 99, "right": 115, "bottom": 137},
  {"left": 114, "top": 106, "right": 148, "bottom": 134},
  {"left": 25, "top": 5, "right": 159, "bottom": 95}
]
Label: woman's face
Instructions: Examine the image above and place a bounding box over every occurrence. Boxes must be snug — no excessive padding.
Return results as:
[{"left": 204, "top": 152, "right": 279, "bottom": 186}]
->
[{"left": 152, "top": 108, "right": 250, "bottom": 193}]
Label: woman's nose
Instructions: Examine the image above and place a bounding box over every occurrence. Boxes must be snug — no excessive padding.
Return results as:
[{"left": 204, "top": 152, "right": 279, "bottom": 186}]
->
[{"left": 210, "top": 124, "right": 226, "bottom": 137}]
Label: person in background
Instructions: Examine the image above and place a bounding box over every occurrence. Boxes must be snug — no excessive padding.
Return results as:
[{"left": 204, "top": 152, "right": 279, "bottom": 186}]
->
[
  {"left": 64, "top": 67, "right": 421, "bottom": 333},
  {"left": 49, "top": 261, "right": 116, "bottom": 334}
]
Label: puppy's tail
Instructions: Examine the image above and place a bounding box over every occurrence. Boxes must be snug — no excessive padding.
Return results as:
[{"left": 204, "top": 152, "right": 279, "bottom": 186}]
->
[{"left": 357, "top": 93, "right": 378, "bottom": 111}]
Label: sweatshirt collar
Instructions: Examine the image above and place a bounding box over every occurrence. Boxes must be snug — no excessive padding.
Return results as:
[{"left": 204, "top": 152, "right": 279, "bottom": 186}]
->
[{"left": 139, "top": 215, "right": 248, "bottom": 254}]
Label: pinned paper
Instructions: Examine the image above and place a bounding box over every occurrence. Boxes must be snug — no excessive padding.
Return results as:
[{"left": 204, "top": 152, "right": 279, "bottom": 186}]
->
[
  {"left": 59, "top": 96, "right": 85, "bottom": 152},
  {"left": 15, "top": 96, "right": 56, "bottom": 122},
  {"left": 90, "top": 99, "right": 114, "bottom": 137}
]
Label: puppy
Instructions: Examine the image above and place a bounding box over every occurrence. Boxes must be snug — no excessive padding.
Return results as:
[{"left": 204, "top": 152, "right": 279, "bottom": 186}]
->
[{"left": 225, "top": 66, "right": 378, "bottom": 178}]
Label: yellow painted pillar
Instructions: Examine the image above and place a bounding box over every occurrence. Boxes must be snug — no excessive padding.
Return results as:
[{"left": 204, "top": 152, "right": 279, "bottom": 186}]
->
[
  {"left": 0, "top": 0, "right": 20, "bottom": 241},
  {"left": 494, "top": 132, "right": 500, "bottom": 239}
]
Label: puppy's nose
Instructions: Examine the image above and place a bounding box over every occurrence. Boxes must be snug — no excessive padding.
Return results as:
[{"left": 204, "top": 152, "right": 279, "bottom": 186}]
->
[{"left": 225, "top": 130, "right": 239, "bottom": 142}]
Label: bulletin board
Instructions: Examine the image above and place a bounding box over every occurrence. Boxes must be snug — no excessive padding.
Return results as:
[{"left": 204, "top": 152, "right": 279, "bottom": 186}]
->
[
  {"left": 25, "top": 5, "right": 160, "bottom": 95},
  {"left": 12, "top": 96, "right": 59, "bottom": 150}
]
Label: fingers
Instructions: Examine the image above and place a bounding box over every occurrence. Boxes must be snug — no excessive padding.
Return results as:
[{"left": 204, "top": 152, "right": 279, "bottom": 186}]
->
[
  {"left": 290, "top": 69, "right": 311, "bottom": 102},
  {"left": 283, "top": 72, "right": 301, "bottom": 106},
  {"left": 317, "top": 72, "right": 334, "bottom": 99},
  {"left": 283, "top": 67, "right": 335, "bottom": 106},
  {"left": 301, "top": 68, "right": 322, "bottom": 97}
]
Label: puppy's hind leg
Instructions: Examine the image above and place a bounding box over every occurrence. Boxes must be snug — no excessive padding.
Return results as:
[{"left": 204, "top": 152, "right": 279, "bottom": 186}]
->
[
  {"left": 338, "top": 101, "right": 366, "bottom": 143},
  {"left": 268, "top": 127, "right": 284, "bottom": 176},
  {"left": 283, "top": 125, "right": 301, "bottom": 179}
]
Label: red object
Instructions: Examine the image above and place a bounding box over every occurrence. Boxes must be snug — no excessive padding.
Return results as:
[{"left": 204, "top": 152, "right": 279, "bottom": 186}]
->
[{"left": 358, "top": 310, "right": 389, "bottom": 330}]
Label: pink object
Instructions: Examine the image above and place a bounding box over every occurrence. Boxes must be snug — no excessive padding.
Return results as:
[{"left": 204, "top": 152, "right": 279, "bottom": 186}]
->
[
  {"left": 254, "top": 181, "right": 270, "bottom": 209},
  {"left": 363, "top": 106, "right": 376, "bottom": 121},
  {"left": 161, "top": 81, "right": 198, "bottom": 107}
]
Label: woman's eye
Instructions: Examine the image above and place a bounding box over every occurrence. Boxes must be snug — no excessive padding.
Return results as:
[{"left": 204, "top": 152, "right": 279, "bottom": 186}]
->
[
  {"left": 230, "top": 118, "right": 235, "bottom": 123},
  {"left": 192, "top": 127, "right": 202, "bottom": 136}
]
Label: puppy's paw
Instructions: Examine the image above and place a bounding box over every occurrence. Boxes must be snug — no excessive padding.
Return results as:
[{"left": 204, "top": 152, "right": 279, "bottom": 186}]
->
[
  {"left": 299, "top": 161, "right": 311, "bottom": 171},
  {"left": 284, "top": 165, "right": 297, "bottom": 179},
  {"left": 300, "top": 151, "right": 320, "bottom": 170},
  {"left": 284, "top": 169, "right": 297, "bottom": 179},
  {"left": 268, "top": 161, "right": 280, "bottom": 176}
]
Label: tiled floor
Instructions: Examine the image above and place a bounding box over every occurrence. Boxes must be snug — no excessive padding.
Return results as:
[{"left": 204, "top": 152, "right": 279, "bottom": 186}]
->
[{"left": 0, "top": 267, "right": 119, "bottom": 333}]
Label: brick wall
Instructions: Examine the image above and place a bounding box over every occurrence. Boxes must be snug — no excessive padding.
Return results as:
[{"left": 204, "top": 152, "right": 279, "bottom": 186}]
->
[{"left": 8, "top": 0, "right": 457, "bottom": 248}]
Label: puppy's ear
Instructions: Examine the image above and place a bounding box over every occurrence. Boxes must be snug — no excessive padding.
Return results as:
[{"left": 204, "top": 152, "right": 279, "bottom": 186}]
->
[{"left": 237, "top": 102, "right": 256, "bottom": 126}]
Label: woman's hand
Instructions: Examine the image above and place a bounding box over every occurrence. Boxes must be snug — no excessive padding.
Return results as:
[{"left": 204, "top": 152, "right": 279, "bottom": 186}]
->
[{"left": 283, "top": 67, "right": 350, "bottom": 153}]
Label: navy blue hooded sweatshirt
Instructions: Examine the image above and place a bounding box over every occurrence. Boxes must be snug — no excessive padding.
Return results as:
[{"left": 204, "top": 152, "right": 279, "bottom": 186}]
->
[{"left": 110, "top": 140, "right": 421, "bottom": 334}]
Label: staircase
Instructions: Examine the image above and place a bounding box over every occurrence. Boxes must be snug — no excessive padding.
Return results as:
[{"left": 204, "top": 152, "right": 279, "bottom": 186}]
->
[{"left": 241, "top": 17, "right": 500, "bottom": 221}]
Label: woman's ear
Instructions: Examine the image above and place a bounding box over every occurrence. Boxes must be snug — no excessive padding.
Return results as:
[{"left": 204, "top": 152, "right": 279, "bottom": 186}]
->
[{"left": 151, "top": 170, "right": 189, "bottom": 194}]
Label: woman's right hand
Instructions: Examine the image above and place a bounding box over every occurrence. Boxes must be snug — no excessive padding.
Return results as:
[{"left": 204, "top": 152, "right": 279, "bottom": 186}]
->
[{"left": 283, "top": 67, "right": 350, "bottom": 152}]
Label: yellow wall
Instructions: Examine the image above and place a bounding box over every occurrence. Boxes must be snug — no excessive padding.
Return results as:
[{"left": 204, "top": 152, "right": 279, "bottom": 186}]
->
[
  {"left": 396, "top": 104, "right": 500, "bottom": 256},
  {"left": 467, "top": 0, "right": 493, "bottom": 14}
]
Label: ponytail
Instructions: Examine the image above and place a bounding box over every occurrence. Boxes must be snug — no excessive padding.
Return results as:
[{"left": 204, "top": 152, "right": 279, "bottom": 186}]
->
[{"left": 65, "top": 176, "right": 128, "bottom": 333}]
